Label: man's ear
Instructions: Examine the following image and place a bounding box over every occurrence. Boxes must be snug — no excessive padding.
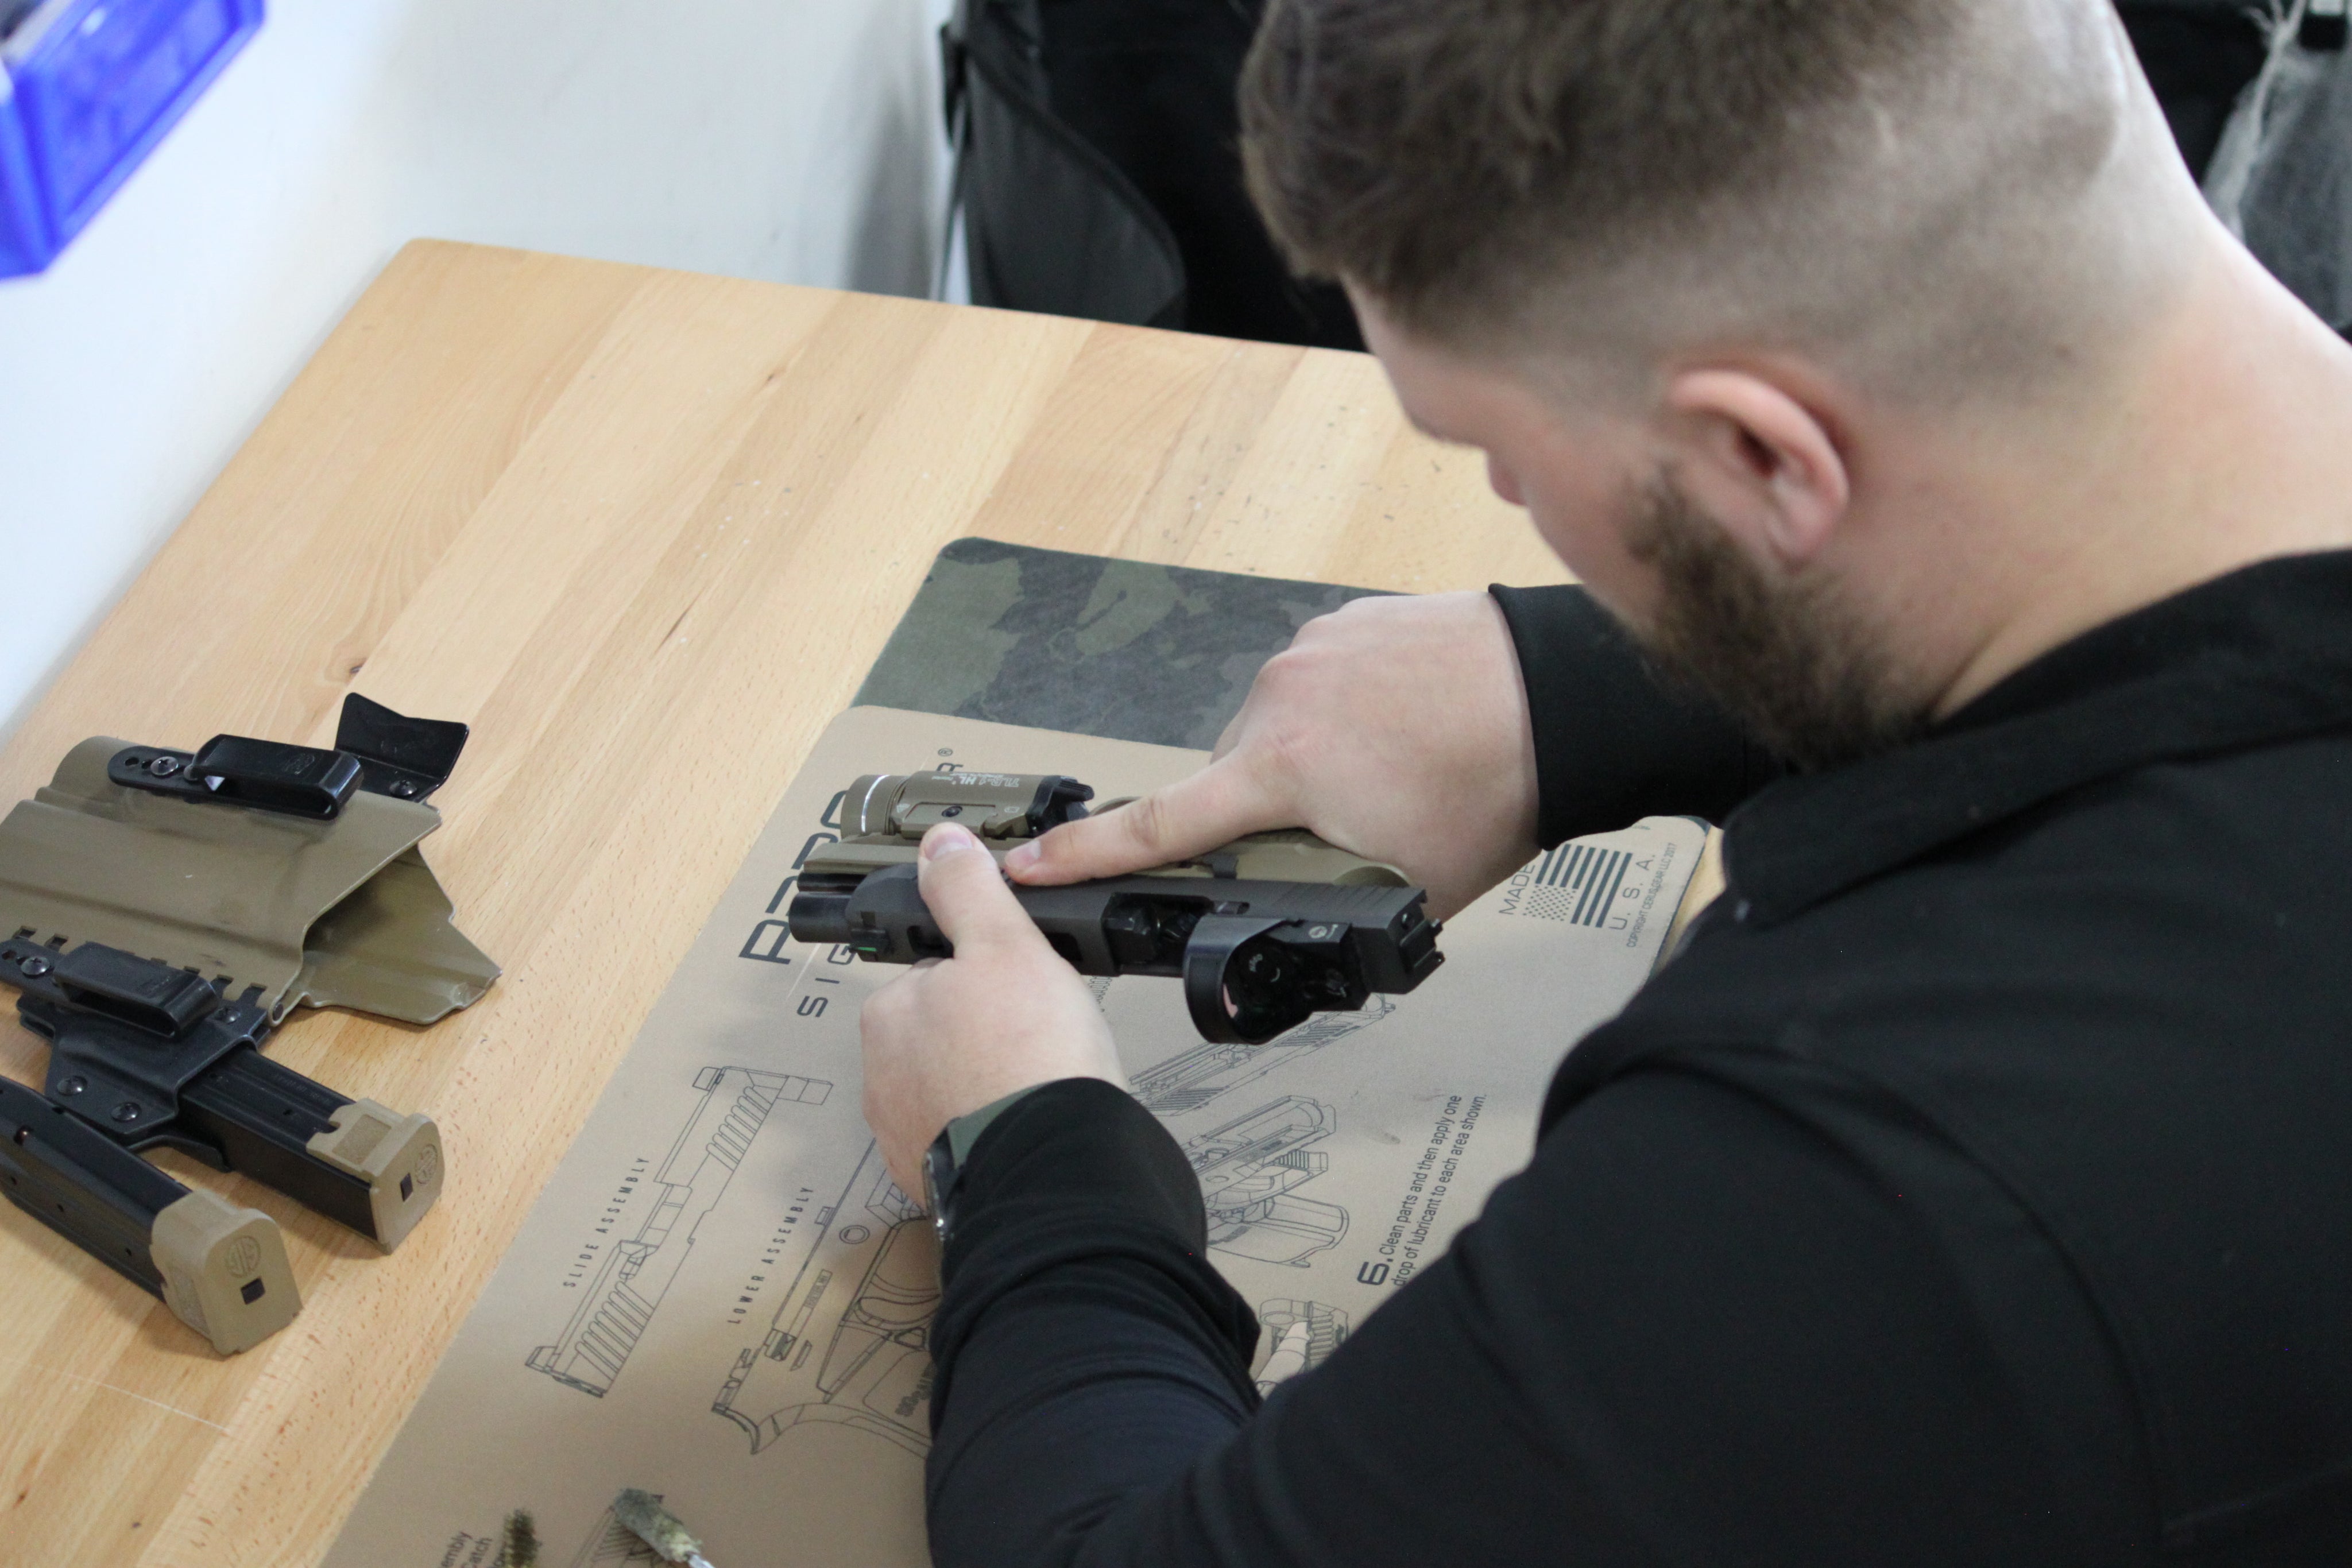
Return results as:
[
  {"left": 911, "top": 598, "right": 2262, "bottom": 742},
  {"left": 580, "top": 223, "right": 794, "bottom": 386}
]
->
[{"left": 1662, "top": 369, "right": 1852, "bottom": 567}]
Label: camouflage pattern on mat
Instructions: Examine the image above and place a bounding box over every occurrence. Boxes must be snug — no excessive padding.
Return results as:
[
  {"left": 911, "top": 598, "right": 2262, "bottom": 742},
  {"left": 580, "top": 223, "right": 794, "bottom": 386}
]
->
[{"left": 854, "top": 538, "right": 1388, "bottom": 749}]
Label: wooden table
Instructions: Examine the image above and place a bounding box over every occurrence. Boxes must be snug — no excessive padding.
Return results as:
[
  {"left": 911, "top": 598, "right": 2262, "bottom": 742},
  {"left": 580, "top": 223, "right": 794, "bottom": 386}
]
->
[{"left": 0, "top": 239, "right": 1600, "bottom": 1565}]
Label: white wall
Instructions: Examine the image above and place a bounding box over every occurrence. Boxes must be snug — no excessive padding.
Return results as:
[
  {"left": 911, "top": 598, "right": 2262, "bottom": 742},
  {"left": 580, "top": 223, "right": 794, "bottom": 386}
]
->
[{"left": 0, "top": 0, "right": 954, "bottom": 739}]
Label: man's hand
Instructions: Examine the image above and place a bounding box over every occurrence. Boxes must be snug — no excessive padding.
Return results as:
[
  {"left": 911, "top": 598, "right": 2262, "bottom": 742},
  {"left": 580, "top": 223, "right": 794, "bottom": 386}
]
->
[
  {"left": 1004, "top": 591, "right": 1541, "bottom": 920},
  {"left": 861, "top": 822, "right": 1127, "bottom": 1197}
]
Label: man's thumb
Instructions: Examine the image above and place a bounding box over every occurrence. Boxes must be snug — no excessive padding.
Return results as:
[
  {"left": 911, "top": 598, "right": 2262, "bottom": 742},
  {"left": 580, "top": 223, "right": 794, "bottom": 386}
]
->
[{"left": 917, "top": 823, "right": 1031, "bottom": 953}]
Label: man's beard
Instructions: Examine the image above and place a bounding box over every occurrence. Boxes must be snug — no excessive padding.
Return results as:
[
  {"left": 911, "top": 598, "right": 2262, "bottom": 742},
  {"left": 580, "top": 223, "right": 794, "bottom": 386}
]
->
[{"left": 1622, "top": 473, "right": 1929, "bottom": 773}]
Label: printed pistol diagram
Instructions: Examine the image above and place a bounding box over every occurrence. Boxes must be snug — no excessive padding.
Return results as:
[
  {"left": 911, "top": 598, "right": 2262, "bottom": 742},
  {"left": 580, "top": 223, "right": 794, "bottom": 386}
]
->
[
  {"left": 702, "top": 996, "right": 1387, "bottom": 1457},
  {"left": 528, "top": 1067, "right": 833, "bottom": 1397},
  {"left": 1134, "top": 997, "right": 1394, "bottom": 1116},
  {"left": 1255, "top": 1298, "right": 1351, "bottom": 1396},
  {"left": 714, "top": 1140, "right": 939, "bottom": 1458},
  {"left": 1188, "top": 1096, "right": 1349, "bottom": 1267}
]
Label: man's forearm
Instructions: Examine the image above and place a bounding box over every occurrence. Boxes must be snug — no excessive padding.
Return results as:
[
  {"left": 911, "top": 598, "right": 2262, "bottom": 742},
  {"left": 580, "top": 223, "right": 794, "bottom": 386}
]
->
[
  {"left": 927, "top": 1079, "right": 1261, "bottom": 1567},
  {"left": 1490, "top": 584, "right": 1786, "bottom": 841}
]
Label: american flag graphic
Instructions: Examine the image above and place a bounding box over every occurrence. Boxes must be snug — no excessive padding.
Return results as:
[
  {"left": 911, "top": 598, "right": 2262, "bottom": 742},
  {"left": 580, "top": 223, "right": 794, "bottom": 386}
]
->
[{"left": 1517, "top": 842, "right": 1634, "bottom": 927}]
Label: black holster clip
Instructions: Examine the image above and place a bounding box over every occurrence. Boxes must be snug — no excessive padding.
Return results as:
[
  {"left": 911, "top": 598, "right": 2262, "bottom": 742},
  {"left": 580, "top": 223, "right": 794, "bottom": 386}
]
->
[{"left": 105, "top": 692, "right": 469, "bottom": 819}]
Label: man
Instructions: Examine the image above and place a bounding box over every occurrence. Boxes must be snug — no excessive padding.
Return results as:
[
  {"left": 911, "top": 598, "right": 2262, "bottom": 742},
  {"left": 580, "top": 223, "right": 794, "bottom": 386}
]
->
[{"left": 861, "top": 0, "right": 2352, "bottom": 1560}]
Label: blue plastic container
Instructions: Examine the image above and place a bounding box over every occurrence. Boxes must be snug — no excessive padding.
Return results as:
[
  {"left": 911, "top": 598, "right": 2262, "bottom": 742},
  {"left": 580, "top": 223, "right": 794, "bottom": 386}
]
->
[{"left": 0, "top": 0, "right": 262, "bottom": 278}]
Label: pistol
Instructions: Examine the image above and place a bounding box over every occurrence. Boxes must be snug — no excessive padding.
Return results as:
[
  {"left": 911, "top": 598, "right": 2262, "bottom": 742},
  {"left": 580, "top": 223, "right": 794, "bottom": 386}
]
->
[{"left": 789, "top": 772, "right": 1444, "bottom": 1044}]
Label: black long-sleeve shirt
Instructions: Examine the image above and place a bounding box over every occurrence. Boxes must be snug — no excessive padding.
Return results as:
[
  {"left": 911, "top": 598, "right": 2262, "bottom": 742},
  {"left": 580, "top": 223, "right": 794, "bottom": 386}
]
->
[{"left": 926, "top": 551, "right": 2352, "bottom": 1566}]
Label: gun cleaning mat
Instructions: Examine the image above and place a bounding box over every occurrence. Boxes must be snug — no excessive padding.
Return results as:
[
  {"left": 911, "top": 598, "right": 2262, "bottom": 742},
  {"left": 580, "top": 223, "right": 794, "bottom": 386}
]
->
[{"left": 331, "top": 541, "right": 1694, "bottom": 1567}]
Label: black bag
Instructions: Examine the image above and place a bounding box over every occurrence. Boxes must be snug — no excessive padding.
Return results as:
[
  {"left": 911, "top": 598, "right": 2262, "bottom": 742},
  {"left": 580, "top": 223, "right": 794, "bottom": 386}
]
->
[
  {"left": 938, "top": 2, "right": 2291, "bottom": 345},
  {"left": 942, "top": 0, "right": 1364, "bottom": 349},
  {"left": 2126, "top": 1, "right": 2352, "bottom": 339},
  {"left": 2118, "top": 0, "right": 2272, "bottom": 180}
]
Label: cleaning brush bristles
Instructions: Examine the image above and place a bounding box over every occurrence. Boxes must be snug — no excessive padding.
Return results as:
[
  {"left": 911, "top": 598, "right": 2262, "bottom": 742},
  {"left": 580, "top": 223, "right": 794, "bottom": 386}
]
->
[
  {"left": 612, "top": 1489, "right": 717, "bottom": 1568},
  {"left": 497, "top": 1508, "right": 539, "bottom": 1568}
]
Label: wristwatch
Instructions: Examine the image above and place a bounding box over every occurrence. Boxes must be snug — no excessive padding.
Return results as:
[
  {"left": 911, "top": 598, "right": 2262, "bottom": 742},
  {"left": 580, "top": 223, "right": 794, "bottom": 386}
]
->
[
  {"left": 920, "top": 1124, "right": 963, "bottom": 1252},
  {"left": 920, "top": 1085, "right": 1042, "bottom": 1252}
]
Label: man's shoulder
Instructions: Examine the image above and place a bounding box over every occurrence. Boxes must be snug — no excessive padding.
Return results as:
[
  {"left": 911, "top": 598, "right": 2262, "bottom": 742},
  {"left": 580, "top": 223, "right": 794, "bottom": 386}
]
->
[
  {"left": 1592, "top": 725, "right": 2352, "bottom": 1228},
  {"left": 1633, "top": 722, "right": 2351, "bottom": 1041},
  {"left": 1551, "top": 728, "right": 2352, "bottom": 1548}
]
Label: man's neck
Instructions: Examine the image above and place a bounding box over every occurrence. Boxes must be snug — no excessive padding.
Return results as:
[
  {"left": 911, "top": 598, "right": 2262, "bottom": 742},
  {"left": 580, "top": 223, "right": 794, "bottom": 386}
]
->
[{"left": 1922, "top": 226, "right": 2352, "bottom": 718}]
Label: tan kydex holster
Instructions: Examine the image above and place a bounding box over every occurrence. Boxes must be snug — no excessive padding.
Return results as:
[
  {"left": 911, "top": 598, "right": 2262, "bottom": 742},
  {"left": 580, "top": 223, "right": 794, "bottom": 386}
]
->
[{"left": 0, "top": 737, "right": 496, "bottom": 1023}]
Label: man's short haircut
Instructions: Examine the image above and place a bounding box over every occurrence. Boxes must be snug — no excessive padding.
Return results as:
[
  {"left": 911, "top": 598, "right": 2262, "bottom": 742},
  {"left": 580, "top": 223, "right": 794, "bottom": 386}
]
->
[{"left": 1239, "top": 0, "right": 2176, "bottom": 400}]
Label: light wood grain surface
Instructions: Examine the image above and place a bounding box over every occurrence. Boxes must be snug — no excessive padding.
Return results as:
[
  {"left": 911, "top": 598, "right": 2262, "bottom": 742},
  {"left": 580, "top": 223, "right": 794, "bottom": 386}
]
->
[{"left": 0, "top": 239, "right": 1618, "bottom": 1566}]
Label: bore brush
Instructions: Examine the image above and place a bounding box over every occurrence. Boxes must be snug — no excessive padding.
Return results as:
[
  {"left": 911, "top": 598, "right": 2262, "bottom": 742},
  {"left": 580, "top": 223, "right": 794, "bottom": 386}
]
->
[
  {"left": 612, "top": 1489, "right": 718, "bottom": 1568},
  {"left": 496, "top": 1509, "right": 539, "bottom": 1568}
]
